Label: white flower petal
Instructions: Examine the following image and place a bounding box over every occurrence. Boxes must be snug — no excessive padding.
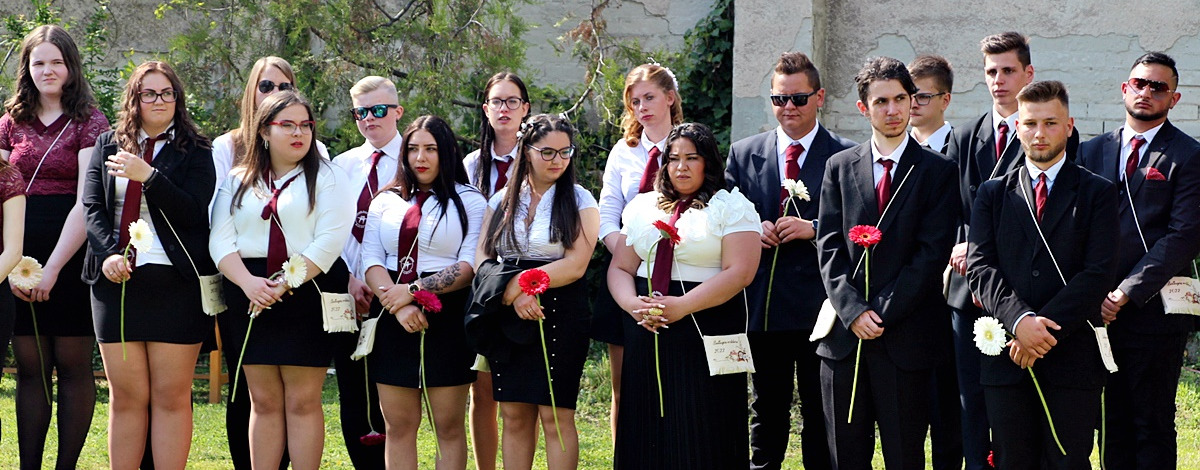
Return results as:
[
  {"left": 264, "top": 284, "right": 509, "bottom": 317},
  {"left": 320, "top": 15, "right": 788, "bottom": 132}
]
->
[
  {"left": 282, "top": 254, "right": 307, "bottom": 288},
  {"left": 972, "top": 316, "right": 1007, "bottom": 356},
  {"left": 9, "top": 256, "right": 43, "bottom": 290},
  {"left": 128, "top": 219, "right": 154, "bottom": 253}
]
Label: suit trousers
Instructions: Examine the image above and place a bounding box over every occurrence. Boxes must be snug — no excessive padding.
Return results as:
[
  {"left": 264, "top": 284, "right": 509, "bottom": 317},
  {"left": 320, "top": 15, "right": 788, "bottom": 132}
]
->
[
  {"left": 821, "top": 339, "right": 931, "bottom": 470},
  {"left": 749, "top": 330, "right": 832, "bottom": 470},
  {"left": 952, "top": 307, "right": 992, "bottom": 470},
  {"left": 928, "top": 338, "right": 963, "bottom": 470},
  {"left": 1103, "top": 332, "right": 1189, "bottom": 470},
  {"left": 985, "top": 379, "right": 1100, "bottom": 470}
]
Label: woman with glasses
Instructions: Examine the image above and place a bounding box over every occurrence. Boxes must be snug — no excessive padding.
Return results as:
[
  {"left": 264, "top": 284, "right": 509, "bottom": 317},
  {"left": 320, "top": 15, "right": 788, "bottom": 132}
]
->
[
  {"left": 469, "top": 114, "right": 598, "bottom": 470},
  {"left": 593, "top": 63, "right": 683, "bottom": 438},
  {"left": 362, "top": 115, "right": 485, "bottom": 469},
  {"left": 0, "top": 25, "right": 110, "bottom": 469},
  {"left": 461, "top": 71, "right": 530, "bottom": 470},
  {"left": 82, "top": 60, "right": 216, "bottom": 469},
  {"left": 609, "top": 123, "right": 760, "bottom": 469},
  {"left": 210, "top": 91, "right": 354, "bottom": 470}
]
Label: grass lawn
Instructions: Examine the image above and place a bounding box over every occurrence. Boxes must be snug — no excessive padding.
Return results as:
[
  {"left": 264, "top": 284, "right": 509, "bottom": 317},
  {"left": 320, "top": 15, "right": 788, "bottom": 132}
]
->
[{"left": 0, "top": 351, "right": 1198, "bottom": 468}]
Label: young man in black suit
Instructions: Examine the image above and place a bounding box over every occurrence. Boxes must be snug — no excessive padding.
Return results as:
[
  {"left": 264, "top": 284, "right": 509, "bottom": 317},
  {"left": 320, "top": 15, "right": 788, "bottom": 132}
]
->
[
  {"left": 816, "top": 56, "right": 958, "bottom": 470},
  {"left": 1079, "top": 52, "right": 1200, "bottom": 470},
  {"left": 725, "top": 51, "right": 854, "bottom": 470},
  {"left": 967, "top": 80, "right": 1119, "bottom": 469}
]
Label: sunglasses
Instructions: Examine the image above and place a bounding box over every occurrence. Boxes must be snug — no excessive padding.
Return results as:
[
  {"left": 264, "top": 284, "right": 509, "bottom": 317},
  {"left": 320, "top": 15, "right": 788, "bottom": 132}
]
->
[
  {"left": 351, "top": 104, "right": 399, "bottom": 121},
  {"left": 258, "top": 80, "right": 294, "bottom": 94},
  {"left": 1127, "top": 77, "right": 1174, "bottom": 97},
  {"left": 770, "top": 91, "right": 818, "bottom": 107}
]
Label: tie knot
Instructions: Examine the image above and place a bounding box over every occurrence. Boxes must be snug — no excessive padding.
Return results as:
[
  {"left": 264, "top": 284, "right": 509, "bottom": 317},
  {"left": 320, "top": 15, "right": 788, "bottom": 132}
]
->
[
  {"left": 878, "top": 158, "right": 894, "bottom": 170},
  {"left": 997, "top": 121, "right": 1009, "bottom": 133},
  {"left": 414, "top": 190, "right": 431, "bottom": 206},
  {"left": 1131, "top": 135, "right": 1147, "bottom": 150},
  {"left": 785, "top": 142, "right": 804, "bottom": 161},
  {"left": 648, "top": 145, "right": 662, "bottom": 160},
  {"left": 370, "top": 150, "right": 385, "bottom": 165}
]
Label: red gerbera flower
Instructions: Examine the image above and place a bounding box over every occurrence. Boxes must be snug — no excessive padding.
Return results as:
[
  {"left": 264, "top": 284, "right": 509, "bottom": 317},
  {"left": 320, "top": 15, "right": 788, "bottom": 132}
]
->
[
  {"left": 359, "top": 431, "right": 385, "bottom": 446},
  {"left": 518, "top": 268, "right": 550, "bottom": 296},
  {"left": 987, "top": 450, "right": 996, "bottom": 468},
  {"left": 412, "top": 290, "right": 442, "bottom": 313},
  {"left": 849, "top": 224, "right": 883, "bottom": 248},
  {"left": 653, "top": 220, "right": 681, "bottom": 246}
]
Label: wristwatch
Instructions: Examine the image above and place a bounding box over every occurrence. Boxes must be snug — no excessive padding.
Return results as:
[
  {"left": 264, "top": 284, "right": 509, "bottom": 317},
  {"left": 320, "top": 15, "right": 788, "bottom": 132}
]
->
[
  {"left": 408, "top": 282, "right": 421, "bottom": 295},
  {"left": 811, "top": 219, "right": 819, "bottom": 231}
]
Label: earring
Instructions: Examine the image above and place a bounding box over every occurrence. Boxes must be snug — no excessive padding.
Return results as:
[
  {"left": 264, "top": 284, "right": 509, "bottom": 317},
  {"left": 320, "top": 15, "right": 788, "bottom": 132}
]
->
[{"left": 264, "top": 140, "right": 270, "bottom": 150}]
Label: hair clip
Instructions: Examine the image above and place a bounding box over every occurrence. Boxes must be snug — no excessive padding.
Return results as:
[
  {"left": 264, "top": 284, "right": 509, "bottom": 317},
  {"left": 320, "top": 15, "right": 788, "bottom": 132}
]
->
[{"left": 646, "top": 57, "right": 680, "bottom": 92}]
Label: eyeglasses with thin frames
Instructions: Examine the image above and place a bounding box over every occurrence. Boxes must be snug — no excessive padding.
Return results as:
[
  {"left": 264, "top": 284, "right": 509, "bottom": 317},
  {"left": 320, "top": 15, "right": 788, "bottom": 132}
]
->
[
  {"left": 486, "top": 97, "right": 526, "bottom": 110},
  {"left": 138, "top": 89, "right": 178, "bottom": 103},
  {"left": 268, "top": 120, "right": 316, "bottom": 135},
  {"left": 913, "top": 92, "right": 947, "bottom": 106},
  {"left": 526, "top": 144, "right": 575, "bottom": 161}
]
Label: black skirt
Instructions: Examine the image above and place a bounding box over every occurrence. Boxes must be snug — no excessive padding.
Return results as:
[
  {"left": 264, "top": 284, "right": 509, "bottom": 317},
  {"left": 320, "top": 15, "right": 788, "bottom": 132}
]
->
[
  {"left": 588, "top": 252, "right": 625, "bottom": 345},
  {"left": 489, "top": 260, "right": 591, "bottom": 409},
  {"left": 0, "top": 280, "right": 14, "bottom": 363},
  {"left": 13, "top": 194, "right": 92, "bottom": 337},
  {"left": 91, "top": 263, "right": 210, "bottom": 344},
  {"left": 614, "top": 277, "right": 750, "bottom": 469},
  {"left": 220, "top": 257, "right": 349, "bottom": 367},
  {"left": 369, "top": 270, "right": 476, "bottom": 388}
]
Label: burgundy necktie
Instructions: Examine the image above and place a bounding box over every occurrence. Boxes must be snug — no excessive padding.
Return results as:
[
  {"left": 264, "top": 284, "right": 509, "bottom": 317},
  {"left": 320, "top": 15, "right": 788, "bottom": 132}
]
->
[
  {"left": 118, "top": 132, "right": 168, "bottom": 262},
  {"left": 351, "top": 150, "right": 385, "bottom": 243},
  {"left": 876, "top": 159, "right": 894, "bottom": 215},
  {"left": 1034, "top": 173, "right": 1048, "bottom": 222},
  {"left": 637, "top": 146, "right": 662, "bottom": 194},
  {"left": 780, "top": 142, "right": 804, "bottom": 210},
  {"left": 651, "top": 196, "right": 692, "bottom": 295},
  {"left": 260, "top": 172, "right": 303, "bottom": 274},
  {"left": 1126, "top": 135, "right": 1146, "bottom": 181},
  {"left": 396, "top": 190, "right": 431, "bottom": 283},
  {"left": 995, "top": 121, "right": 1009, "bottom": 162},
  {"left": 493, "top": 158, "right": 511, "bottom": 193}
]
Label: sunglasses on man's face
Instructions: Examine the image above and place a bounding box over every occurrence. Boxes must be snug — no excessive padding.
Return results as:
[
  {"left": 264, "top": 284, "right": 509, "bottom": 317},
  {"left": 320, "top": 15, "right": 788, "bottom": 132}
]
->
[
  {"left": 258, "top": 80, "right": 294, "bottom": 94},
  {"left": 351, "top": 104, "right": 399, "bottom": 121},
  {"left": 1126, "top": 77, "right": 1174, "bottom": 97},
  {"left": 769, "top": 91, "right": 818, "bottom": 108}
]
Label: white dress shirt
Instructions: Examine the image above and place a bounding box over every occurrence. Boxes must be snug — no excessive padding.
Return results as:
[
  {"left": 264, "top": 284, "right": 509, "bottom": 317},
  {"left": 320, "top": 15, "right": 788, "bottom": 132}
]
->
[
  {"left": 1013, "top": 155, "right": 1069, "bottom": 333},
  {"left": 489, "top": 184, "right": 598, "bottom": 261},
  {"left": 333, "top": 133, "right": 403, "bottom": 278},
  {"left": 209, "top": 162, "right": 355, "bottom": 273},
  {"left": 620, "top": 189, "right": 762, "bottom": 282},
  {"left": 597, "top": 131, "right": 667, "bottom": 240},
  {"left": 464, "top": 144, "right": 518, "bottom": 195},
  {"left": 775, "top": 123, "right": 819, "bottom": 181},
  {"left": 870, "top": 136, "right": 909, "bottom": 186},
  {"left": 209, "top": 131, "right": 330, "bottom": 219},
  {"left": 114, "top": 126, "right": 174, "bottom": 267},
  {"left": 911, "top": 122, "right": 953, "bottom": 153},
  {"left": 361, "top": 184, "right": 486, "bottom": 275},
  {"left": 1120, "top": 122, "right": 1163, "bottom": 181},
  {"left": 992, "top": 110, "right": 1018, "bottom": 156}
]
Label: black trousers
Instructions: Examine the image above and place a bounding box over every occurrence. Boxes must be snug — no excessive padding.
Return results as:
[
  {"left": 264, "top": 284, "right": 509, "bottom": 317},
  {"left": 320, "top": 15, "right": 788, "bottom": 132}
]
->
[
  {"left": 985, "top": 379, "right": 1100, "bottom": 470},
  {"left": 331, "top": 331, "right": 386, "bottom": 469},
  {"left": 820, "top": 340, "right": 931, "bottom": 470},
  {"left": 952, "top": 307, "right": 992, "bottom": 470},
  {"left": 1103, "top": 332, "right": 1189, "bottom": 470},
  {"left": 748, "top": 330, "right": 831, "bottom": 470},
  {"left": 928, "top": 344, "right": 963, "bottom": 470}
]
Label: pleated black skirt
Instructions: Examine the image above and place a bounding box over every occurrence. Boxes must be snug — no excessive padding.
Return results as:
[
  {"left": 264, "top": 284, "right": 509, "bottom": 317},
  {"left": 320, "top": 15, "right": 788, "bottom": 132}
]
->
[
  {"left": 614, "top": 277, "right": 750, "bottom": 469},
  {"left": 91, "top": 263, "right": 210, "bottom": 344},
  {"left": 220, "top": 257, "right": 349, "bottom": 367},
  {"left": 369, "top": 269, "right": 476, "bottom": 388},
  {"left": 13, "top": 194, "right": 92, "bottom": 337}
]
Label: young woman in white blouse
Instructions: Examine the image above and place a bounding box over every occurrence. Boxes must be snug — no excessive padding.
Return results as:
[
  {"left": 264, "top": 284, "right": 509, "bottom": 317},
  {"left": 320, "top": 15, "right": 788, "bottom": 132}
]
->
[
  {"left": 471, "top": 114, "right": 599, "bottom": 470},
  {"left": 593, "top": 63, "right": 683, "bottom": 436},
  {"left": 361, "top": 115, "right": 485, "bottom": 469},
  {"left": 209, "top": 91, "right": 354, "bottom": 470},
  {"left": 608, "top": 123, "right": 760, "bottom": 469}
]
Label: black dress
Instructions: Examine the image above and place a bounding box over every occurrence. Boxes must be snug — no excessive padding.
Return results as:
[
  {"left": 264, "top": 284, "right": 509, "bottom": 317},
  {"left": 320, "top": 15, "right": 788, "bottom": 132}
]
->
[
  {"left": 614, "top": 278, "right": 750, "bottom": 469},
  {"left": 369, "top": 270, "right": 476, "bottom": 388}
]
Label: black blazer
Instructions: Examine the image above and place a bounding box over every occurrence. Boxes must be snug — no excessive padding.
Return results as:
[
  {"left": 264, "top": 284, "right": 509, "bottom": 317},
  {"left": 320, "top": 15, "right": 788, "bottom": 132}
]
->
[
  {"left": 1078, "top": 121, "right": 1200, "bottom": 337},
  {"left": 967, "top": 162, "right": 1119, "bottom": 387},
  {"left": 725, "top": 126, "right": 855, "bottom": 332},
  {"left": 944, "top": 114, "right": 1080, "bottom": 309},
  {"left": 82, "top": 130, "right": 218, "bottom": 285},
  {"left": 815, "top": 137, "right": 958, "bottom": 370}
]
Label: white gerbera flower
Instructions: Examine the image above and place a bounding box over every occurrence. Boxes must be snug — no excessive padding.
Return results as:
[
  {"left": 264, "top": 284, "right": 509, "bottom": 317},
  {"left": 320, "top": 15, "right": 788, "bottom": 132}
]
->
[
  {"left": 784, "top": 179, "right": 811, "bottom": 201},
  {"left": 281, "top": 254, "right": 307, "bottom": 289},
  {"left": 9, "top": 256, "right": 43, "bottom": 290},
  {"left": 128, "top": 219, "right": 154, "bottom": 252},
  {"left": 973, "top": 316, "right": 1007, "bottom": 356}
]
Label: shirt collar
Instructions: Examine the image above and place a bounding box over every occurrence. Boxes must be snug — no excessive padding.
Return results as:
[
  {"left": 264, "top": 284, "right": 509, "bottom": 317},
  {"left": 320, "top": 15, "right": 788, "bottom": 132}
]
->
[
  {"left": 992, "top": 109, "right": 1017, "bottom": 134},
  {"left": 871, "top": 135, "right": 910, "bottom": 164},
  {"left": 374, "top": 132, "right": 403, "bottom": 160},
  {"left": 490, "top": 142, "right": 519, "bottom": 162},
  {"left": 1025, "top": 153, "right": 1068, "bottom": 184},
  {"left": 139, "top": 121, "right": 176, "bottom": 143},
  {"left": 640, "top": 130, "right": 668, "bottom": 154},
  {"left": 912, "top": 122, "right": 952, "bottom": 149},
  {"left": 775, "top": 122, "right": 820, "bottom": 156},
  {"left": 1121, "top": 122, "right": 1164, "bottom": 149}
]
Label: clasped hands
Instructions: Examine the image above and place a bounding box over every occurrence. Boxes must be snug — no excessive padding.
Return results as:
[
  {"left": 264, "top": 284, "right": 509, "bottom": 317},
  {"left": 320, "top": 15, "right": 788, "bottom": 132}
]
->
[
  {"left": 628, "top": 293, "right": 689, "bottom": 333},
  {"left": 241, "top": 275, "right": 288, "bottom": 315},
  {"left": 376, "top": 284, "right": 428, "bottom": 333},
  {"left": 1008, "top": 315, "right": 1062, "bottom": 368},
  {"left": 760, "top": 216, "right": 815, "bottom": 248}
]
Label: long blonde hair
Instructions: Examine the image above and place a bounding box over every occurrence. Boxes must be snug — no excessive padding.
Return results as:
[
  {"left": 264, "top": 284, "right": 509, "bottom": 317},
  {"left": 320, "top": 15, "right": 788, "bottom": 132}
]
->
[
  {"left": 619, "top": 64, "right": 683, "bottom": 147},
  {"left": 232, "top": 57, "right": 297, "bottom": 164}
]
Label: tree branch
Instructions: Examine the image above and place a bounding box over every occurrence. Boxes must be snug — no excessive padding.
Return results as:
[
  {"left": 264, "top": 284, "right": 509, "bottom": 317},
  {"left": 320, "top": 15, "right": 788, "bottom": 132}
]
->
[
  {"left": 362, "top": 0, "right": 422, "bottom": 35},
  {"left": 452, "top": 0, "right": 487, "bottom": 38},
  {"left": 307, "top": 26, "right": 409, "bottom": 79}
]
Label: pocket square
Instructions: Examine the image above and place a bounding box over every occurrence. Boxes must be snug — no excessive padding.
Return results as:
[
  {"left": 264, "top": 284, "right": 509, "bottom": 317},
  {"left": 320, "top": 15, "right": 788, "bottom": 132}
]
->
[{"left": 1146, "top": 167, "right": 1166, "bottom": 181}]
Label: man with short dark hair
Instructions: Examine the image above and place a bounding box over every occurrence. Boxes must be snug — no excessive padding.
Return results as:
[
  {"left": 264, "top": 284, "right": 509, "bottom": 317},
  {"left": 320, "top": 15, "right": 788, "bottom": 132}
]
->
[
  {"left": 725, "top": 51, "right": 853, "bottom": 470},
  {"left": 968, "top": 80, "right": 1118, "bottom": 469},
  {"left": 908, "top": 55, "right": 954, "bottom": 153},
  {"left": 816, "top": 56, "right": 957, "bottom": 469},
  {"left": 1079, "top": 52, "right": 1200, "bottom": 470}
]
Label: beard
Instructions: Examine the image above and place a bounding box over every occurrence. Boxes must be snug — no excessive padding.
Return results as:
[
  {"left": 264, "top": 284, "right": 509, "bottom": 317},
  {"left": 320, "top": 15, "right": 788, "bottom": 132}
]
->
[
  {"left": 1126, "top": 102, "right": 1168, "bottom": 123},
  {"left": 1023, "top": 140, "right": 1066, "bottom": 164}
]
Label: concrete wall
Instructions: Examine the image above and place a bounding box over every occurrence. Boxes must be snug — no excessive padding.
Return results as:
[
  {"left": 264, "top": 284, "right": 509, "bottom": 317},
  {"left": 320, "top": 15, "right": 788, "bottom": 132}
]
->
[{"left": 733, "top": 0, "right": 1200, "bottom": 143}]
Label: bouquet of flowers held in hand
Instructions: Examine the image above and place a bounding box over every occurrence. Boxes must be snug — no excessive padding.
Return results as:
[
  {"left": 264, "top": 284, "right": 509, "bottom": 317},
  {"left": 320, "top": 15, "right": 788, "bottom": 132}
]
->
[
  {"left": 973, "top": 316, "right": 1065, "bottom": 455},
  {"left": 517, "top": 268, "right": 565, "bottom": 450},
  {"left": 10, "top": 256, "right": 50, "bottom": 403},
  {"left": 764, "top": 179, "right": 811, "bottom": 330},
  {"left": 413, "top": 289, "right": 444, "bottom": 457},
  {"left": 846, "top": 224, "right": 881, "bottom": 423},
  {"left": 232, "top": 254, "right": 306, "bottom": 402}
]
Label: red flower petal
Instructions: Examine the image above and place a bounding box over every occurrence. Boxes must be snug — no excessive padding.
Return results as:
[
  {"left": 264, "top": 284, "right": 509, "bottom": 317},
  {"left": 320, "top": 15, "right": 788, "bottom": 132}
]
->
[
  {"left": 518, "top": 268, "right": 550, "bottom": 296},
  {"left": 359, "top": 431, "right": 386, "bottom": 446},
  {"left": 653, "top": 220, "right": 681, "bottom": 245},
  {"left": 848, "top": 224, "right": 883, "bottom": 247},
  {"left": 987, "top": 450, "right": 995, "bottom": 468},
  {"left": 413, "top": 290, "right": 442, "bottom": 313}
]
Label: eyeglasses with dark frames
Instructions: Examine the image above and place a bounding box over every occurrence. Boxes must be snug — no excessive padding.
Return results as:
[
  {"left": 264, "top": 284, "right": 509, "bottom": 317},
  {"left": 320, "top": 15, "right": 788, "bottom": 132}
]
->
[
  {"left": 913, "top": 92, "right": 948, "bottom": 106},
  {"left": 138, "top": 89, "right": 178, "bottom": 103},
  {"left": 268, "top": 120, "right": 316, "bottom": 135},
  {"left": 526, "top": 144, "right": 576, "bottom": 161},
  {"left": 486, "top": 97, "right": 526, "bottom": 110},
  {"left": 258, "top": 80, "right": 294, "bottom": 94},
  {"left": 769, "top": 91, "right": 818, "bottom": 107},
  {"left": 351, "top": 104, "right": 399, "bottom": 121}
]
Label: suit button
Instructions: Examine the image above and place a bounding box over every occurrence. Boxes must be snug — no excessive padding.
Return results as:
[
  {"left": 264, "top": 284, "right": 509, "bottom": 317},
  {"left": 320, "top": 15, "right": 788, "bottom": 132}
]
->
[
  {"left": 1032, "top": 270, "right": 1040, "bottom": 277},
  {"left": 969, "top": 185, "right": 977, "bottom": 191}
]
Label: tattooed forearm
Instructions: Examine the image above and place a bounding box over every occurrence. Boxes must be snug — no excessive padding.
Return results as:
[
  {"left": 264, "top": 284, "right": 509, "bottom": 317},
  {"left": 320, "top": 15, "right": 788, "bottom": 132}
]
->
[{"left": 419, "top": 263, "right": 463, "bottom": 293}]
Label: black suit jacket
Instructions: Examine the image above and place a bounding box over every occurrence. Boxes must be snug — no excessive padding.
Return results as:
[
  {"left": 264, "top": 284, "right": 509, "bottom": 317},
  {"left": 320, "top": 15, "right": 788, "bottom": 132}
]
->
[
  {"left": 815, "top": 137, "right": 958, "bottom": 370},
  {"left": 967, "top": 162, "right": 1118, "bottom": 388},
  {"left": 944, "top": 113, "right": 1080, "bottom": 309},
  {"left": 1078, "top": 121, "right": 1200, "bottom": 337},
  {"left": 82, "top": 130, "right": 218, "bottom": 284},
  {"left": 725, "top": 126, "right": 855, "bottom": 332}
]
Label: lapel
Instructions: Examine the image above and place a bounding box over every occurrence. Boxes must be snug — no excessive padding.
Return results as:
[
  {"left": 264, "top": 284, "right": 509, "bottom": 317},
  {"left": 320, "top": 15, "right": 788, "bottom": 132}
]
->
[
  {"left": 973, "top": 113, "right": 998, "bottom": 180},
  {"left": 757, "top": 133, "right": 781, "bottom": 219},
  {"left": 107, "top": 141, "right": 185, "bottom": 209},
  {"left": 1009, "top": 168, "right": 1044, "bottom": 256},
  {"left": 1038, "top": 161, "right": 1079, "bottom": 236},
  {"left": 1129, "top": 122, "right": 1176, "bottom": 197},
  {"left": 996, "top": 133, "right": 1025, "bottom": 177},
  {"left": 1098, "top": 129, "right": 1121, "bottom": 183},
  {"left": 795, "top": 127, "right": 831, "bottom": 215},
  {"left": 851, "top": 143, "right": 880, "bottom": 222},
  {"left": 877, "top": 139, "right": 920, "bottom": 233}
]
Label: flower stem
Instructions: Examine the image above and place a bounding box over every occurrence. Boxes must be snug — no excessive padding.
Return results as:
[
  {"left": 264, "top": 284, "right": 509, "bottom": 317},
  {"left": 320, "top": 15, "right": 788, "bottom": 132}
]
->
[
  {"left": 28, "top": 302, "right": 51, "bottom": 405},
  {"left": 537, "top": 301, "right": 565, "bottom": 452},
  {"left": 848, "top": 249, "right": 870, "bottom": 424},
  {"left": 1100, "top": 386, "right": 1107, "bottom": 468},
  {"left": 231, "top": 316, "right": 254, "bottom": 403},
  {"left": 363, "top": 356, "right": 376, "bottom": 433},
  {"left": 420, "top": 329, "right": 441, "bottom": 460},
  {"left": 120, "top": 245, "right": 131, "bottom": 361},
  {"left": 654, "top": 334, "right": 664, "bottom": 417},
  {"left": 1028, "top": 367, "right": 1066, "bottom": 455},
  {"left": 764, "top": 246, "right": 780, "bottom": 332}
]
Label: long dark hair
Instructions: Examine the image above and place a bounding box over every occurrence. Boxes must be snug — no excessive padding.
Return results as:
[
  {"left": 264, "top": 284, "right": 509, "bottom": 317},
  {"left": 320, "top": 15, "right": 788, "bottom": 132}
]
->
[
  {"left": 655, "top": 122, "right": 726, "bottom": 211},
  {"left": 474, "top": 72, "right": 530, "bottom": 199},
  {"left": 231, "top": 91, "right": 322, "bottom": 213},
  {"left": 114, "top": 61, "right": 210, "bottom": 155},
  {"left": 380, "top": 115, "right": 474, "bottom": 235},
  {"left": 483, "top": 114, "right": 581, "bottom": 257},
  {"left": 3, "top": 25, "right": 96, "bottom": 123}
]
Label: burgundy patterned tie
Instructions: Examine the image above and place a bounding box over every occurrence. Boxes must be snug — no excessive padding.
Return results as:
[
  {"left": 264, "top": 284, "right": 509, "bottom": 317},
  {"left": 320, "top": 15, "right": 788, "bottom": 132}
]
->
[
  {"left": 1034, "top": 173, "right": 1048, "bottom": 222},
  {"left": 995, "top": 121, "right": 1009, "bottom": 162},
  {"left": 876, "top": 159, "right": 894, "bottom": 215},
  {"left": 651, "top": 196, "right": 692, "bottom": 295},
  {"left": 493, "top": 158, "right": 511, "bottom": 193},
  {"left": 118, "top": 132, "right": 168, "bottom": 262},
  {"left": 261, "top": 172, "right": 303, "bottom": 274},
  {"left": 395, "top": 191, "right": 431, "bottom": 283},
  {"left": 1126, "top": 135, "right": 1146, "bottom": 181},
  {"left": 351, "top": 150, "right": 385, "bottom": 243},
  {"left": 637, "top": 146, "right": 662, "bottom": 194}
]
